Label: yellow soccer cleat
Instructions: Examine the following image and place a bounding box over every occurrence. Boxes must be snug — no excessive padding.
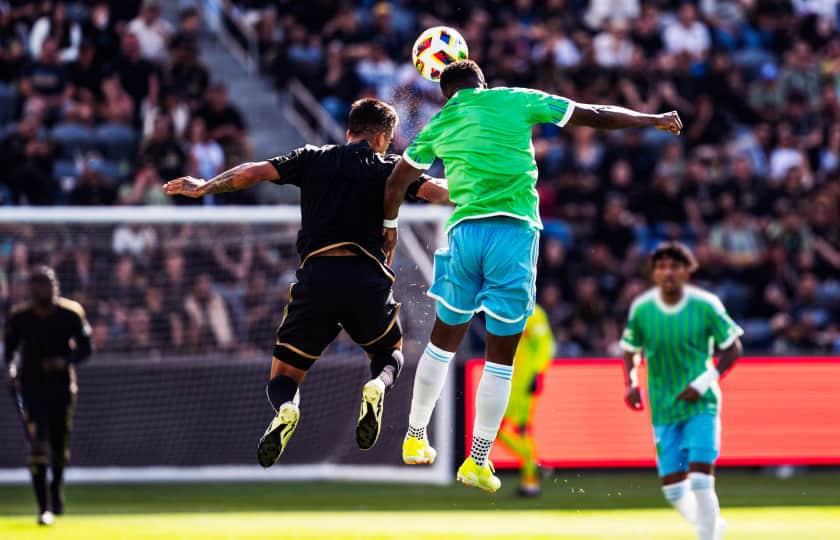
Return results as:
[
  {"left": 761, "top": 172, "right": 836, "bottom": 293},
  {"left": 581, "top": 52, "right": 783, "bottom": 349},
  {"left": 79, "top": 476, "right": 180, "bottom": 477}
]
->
[
  {"left": 456, "top": 457, "right": 501, "bottom": 493},
  {"left": 402, "top": 435, "right": 437, "bottom": 465},
  {"left": 356, "top": 379, "right": 385, "bottom": 450},
  {"left": 257, "top": 402, "right": 300, "bottom": 468}
]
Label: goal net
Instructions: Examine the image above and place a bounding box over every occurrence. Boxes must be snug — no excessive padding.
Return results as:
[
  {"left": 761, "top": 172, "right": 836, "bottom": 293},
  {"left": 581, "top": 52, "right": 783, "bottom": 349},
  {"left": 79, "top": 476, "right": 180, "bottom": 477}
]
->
[{"left": 0, "top": 205, "right": 453, "bottom": 485}]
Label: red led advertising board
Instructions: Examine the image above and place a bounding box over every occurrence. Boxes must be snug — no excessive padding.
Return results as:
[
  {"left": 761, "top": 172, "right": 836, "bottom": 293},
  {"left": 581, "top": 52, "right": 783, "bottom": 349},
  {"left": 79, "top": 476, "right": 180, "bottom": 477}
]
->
[{"left": 464, "top": 357, "right": 840, "bottom": 468}]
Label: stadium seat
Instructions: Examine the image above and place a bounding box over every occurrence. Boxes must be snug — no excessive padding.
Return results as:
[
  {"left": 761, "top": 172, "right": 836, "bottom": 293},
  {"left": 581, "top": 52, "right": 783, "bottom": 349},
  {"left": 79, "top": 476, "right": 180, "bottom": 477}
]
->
[
  {"left": 52, "top": 122, "right": 98, "bottom": 160},
  {"left": 97, "top": 123, "right": 138, "bottom": 164}
]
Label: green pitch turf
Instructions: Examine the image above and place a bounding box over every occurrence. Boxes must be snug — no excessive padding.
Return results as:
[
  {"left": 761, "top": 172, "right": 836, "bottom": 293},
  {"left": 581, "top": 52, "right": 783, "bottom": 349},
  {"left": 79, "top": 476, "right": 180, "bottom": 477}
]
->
[{"left": 0, "top": 471, "right": 838, "bottom": 539}]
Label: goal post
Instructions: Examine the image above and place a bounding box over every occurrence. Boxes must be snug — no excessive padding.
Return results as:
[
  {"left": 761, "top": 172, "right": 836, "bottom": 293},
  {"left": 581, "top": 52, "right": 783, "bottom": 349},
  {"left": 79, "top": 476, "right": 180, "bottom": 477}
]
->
[{"left": 0, "top": 205, "right": 454, "bottom": 485}]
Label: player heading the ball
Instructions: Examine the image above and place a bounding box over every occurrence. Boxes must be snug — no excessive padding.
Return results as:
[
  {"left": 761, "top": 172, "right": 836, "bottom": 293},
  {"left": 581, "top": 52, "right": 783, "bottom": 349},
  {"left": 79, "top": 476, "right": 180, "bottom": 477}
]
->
[{"left": 383, "top": 59, "right": 682, "bottom": 493}]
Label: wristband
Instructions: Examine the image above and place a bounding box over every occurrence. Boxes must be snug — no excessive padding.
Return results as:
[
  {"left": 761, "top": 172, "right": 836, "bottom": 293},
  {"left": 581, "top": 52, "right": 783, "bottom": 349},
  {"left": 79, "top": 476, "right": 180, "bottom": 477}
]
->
[
  {"left": 688, "top": 367, "right": 719, "bottom": 395},
  {"left": 383, "top": 217, "right": 399, "bottom": 228}
]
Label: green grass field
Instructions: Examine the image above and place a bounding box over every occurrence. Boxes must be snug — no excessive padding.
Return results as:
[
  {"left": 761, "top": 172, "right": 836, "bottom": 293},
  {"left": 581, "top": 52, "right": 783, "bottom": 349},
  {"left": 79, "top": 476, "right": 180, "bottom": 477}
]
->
[{"left": 1, "top": 471, "right": 838, "bottom": 539}]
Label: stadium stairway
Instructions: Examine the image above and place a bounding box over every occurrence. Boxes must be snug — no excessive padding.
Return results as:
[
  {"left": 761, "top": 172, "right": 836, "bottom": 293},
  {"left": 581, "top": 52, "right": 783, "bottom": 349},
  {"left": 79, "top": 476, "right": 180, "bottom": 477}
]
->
[
  {"left": 196, "top": 36, "right": 303, "bottom": 203},
  {"left": 158, "top": 0, "right": 305, "bottom": 203}
]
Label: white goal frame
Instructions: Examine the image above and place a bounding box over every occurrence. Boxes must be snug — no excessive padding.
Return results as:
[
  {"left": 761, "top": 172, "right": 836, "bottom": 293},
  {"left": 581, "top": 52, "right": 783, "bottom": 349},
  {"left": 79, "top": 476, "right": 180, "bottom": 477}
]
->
[{"left": 0, "top": 205, "right": 454, "bottom": 485}]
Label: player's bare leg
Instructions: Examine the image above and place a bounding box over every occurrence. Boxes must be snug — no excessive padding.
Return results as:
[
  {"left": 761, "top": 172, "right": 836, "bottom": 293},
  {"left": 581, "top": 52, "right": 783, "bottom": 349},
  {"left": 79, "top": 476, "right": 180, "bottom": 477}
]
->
[
  {"left": 403, "top": 318, "right": 469, "bottom": 464},
  {"left": 257, "top": 358, "right": 305, "bottom": 468},
  {"left": 457, "top": 331, "right": 520, "bottom": 493},
  {"left": 497, "top": 420, "right": 540, "bottom": 496}
]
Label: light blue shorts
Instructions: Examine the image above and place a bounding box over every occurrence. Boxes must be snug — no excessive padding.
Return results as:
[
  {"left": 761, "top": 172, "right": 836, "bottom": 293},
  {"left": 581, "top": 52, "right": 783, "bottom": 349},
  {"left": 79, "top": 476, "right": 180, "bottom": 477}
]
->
[
  {"left": 653, "top": 413, "right": 721, "bottom": 477},
  {"left": 428, "top": 216, "right": 539, "bottom": 336}
]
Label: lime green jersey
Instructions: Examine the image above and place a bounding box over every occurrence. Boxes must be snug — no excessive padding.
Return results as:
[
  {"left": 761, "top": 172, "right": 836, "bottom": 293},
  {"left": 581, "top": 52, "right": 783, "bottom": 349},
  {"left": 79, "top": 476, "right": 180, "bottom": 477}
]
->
[
  {"left": 620, "top": 285, "right": 743, "bottom": 425},
  {"left": 403, "top": 87, "right": 575, "bottom": 232}
]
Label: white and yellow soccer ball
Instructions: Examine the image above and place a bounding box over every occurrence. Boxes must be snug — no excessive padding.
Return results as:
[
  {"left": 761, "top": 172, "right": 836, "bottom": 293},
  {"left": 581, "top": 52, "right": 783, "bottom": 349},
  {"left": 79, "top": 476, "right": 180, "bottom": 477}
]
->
[{"left": 411, "top": 26, "right": 469, "bottom": 82}]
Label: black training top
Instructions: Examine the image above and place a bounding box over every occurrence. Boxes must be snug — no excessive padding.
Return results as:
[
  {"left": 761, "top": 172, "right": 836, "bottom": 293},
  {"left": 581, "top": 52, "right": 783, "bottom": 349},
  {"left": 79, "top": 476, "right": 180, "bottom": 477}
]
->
[
  {"left": 268, "top": 140, "right": 429, "bottom": 272},
  {"left": 4, "top": 298, "right": 92, "bottom": 386}
]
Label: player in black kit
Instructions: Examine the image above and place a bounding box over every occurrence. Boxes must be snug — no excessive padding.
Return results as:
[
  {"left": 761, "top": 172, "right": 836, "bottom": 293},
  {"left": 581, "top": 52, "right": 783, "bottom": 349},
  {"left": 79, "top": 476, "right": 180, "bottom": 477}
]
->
[
  {"left": 163, "top": 98, "right": 449, "bottom": 467},
  {"left": 4, "top": 266, "right": 92, "bottom": 525}
]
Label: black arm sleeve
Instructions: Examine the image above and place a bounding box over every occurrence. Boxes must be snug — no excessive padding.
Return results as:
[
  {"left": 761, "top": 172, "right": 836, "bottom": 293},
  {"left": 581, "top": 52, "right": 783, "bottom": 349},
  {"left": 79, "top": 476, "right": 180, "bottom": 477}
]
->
[
  {"left": 3, "top": 315, "right": 19, "bottom": 366},
  {"left": 70, "top": 313, "right": 92, "bottom": 364},
  {"left": 404, "top": 175, "right": 431, "bottom": 202},
  {"left": 268, "top": 145, "right": 317, "bottom": 187}
]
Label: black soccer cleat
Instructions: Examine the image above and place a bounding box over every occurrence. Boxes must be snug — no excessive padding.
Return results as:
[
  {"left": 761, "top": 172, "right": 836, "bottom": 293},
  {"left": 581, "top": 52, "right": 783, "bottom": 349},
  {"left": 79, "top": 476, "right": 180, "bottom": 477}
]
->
[
  {"left": 257, "top": 402, "right": 300, "bottom": 468},
  {"left": 355, "top": 379, "right": 385, "bottom": 450}
]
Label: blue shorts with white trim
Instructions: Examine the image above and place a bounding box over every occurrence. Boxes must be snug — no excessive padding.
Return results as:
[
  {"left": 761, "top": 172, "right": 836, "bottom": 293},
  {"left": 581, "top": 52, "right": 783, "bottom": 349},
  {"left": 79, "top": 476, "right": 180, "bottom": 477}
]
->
[
  {"left": 653, "top": 413, "right": 721, "bottom": 477},
  {"left": 428, "top": 216, "right": 539, "bottom": 336}
]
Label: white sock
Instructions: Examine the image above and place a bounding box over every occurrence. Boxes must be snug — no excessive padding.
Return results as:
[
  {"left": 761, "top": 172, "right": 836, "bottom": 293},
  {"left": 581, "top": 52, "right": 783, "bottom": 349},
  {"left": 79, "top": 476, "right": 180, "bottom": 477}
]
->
[
  {"left": 690, "top": 472, "right": 720, "bottom": 540},
  {"left": 407, "top": 343, "right": 454, "bottom": 438},
  {"left": 470, "top": 361, "right": 513, "bottom": 466},
  {"left": 662, "top": 479, "right": 697, "bottom": 524}
]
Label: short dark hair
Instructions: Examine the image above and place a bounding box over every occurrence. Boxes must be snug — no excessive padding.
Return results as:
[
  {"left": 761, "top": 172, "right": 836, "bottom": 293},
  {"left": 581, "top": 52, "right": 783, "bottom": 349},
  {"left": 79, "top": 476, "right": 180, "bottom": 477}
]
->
[
  {"left": 30, "top": 265, "right": 57, "bottom": 284},
  {"left": 347, "top": 98, "right": 397, "bottom": 136},
  {"left": 650, "top": 242, "right": 698, "bottom": 272},
  {"left": 439, "top": 60, "right": 486, "bottom": 98}
]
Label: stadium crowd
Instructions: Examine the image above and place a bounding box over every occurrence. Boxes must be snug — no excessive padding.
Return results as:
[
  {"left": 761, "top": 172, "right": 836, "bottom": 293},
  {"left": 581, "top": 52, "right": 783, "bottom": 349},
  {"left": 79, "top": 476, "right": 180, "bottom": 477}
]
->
[
  {"left": 2, "top": 0, "right": 840, "bottom": 356},
  {"left": 0, "top": 0, "right": 252, "bottom": 207},
  {"left": 230, "top": 0, "right": 840, "bottom": 354}
]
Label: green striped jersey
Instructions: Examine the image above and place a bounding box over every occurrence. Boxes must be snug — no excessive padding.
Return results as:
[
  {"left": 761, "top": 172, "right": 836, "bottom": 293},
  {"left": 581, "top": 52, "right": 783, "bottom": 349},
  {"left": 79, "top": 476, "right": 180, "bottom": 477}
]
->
[
  {"left": 620, "top": 285, "right": 743, "bottom": 425},
  {"left": 403, "top": 87, "right": 575, "bottom": 232}
]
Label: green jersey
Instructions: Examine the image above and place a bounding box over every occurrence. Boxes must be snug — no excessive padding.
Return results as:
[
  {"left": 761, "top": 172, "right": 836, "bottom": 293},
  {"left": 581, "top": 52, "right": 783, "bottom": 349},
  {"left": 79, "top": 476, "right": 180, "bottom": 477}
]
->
[
  {"left": 620, "top": 285, "right": 743, "bottom": 425},
  {"left": 403, "top": 87, "right": 575, "bottom": 232}
]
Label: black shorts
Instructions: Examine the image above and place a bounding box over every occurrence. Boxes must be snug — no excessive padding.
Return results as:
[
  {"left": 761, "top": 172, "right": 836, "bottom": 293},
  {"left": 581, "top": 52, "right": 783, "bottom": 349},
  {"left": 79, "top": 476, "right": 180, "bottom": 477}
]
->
[{"left": 273, "top": 256, "right": 401, "bottom": 370}]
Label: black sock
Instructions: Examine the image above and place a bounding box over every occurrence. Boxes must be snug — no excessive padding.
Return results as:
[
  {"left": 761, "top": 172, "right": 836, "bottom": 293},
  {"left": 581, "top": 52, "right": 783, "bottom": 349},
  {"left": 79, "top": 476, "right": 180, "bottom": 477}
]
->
[
  {"left": 371, "top": 350, "right": 403, "bottom": 394},
  {"left": 266, "top": 375, "right": 298, "bottom": 411},
  {"left": 30, "top": 464, "right": 49, "bottom": 513},
  {"left": 50, "top": 464, "right": 64, "bottom": 514}
]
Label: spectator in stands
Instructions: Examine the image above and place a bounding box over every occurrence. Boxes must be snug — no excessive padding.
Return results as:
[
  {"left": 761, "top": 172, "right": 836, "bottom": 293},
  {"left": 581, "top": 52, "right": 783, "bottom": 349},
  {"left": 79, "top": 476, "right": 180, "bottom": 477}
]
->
[
  {"left": 165, "top": 40, "right": 208, "bottom": 107},
  {"left": 110, "top": 32, "right": 159, "bottom": 123},
  {"left": 184, "top": 272, "right": 234, "bottom": 351},
  {"left": 186, "top": 117, "right": 224, "bottom": 194},
  {"left": 69, "top": 41, "right": 104, "bottom": 103},
  {"left": 86, "top": 2, "right": 121, "bottom": 67},
  {"left": 663, "top": 3, "right": 710, "bottom": 59},
  {"left": 0, "top": 6, "right": 27, "bottom": 89},
  {"left": 0, "top": 114, "right": 55, "bottom": 204},
  {"left": 19, "top": 36, "right": 71, "bottom": 120},
  {"left": 593, "top": 18, "right": 634, "bottom": 68},
  {"left": 68, "top": 155, "right": 117, "bottom": 206},
  {"left": 195, "top": 83, "right": 247, "bottom": 164},
  {"left": 29, "top": 2, "right": 81, "bottom": 62},
  {"left": 170, "top": 6, "right": 201, "bottom": 51},
  {"left": 128, "top": 1, "right": 172, "bottom": 63},
  {"left": 138, "top": 115, "right": 187, "bottom": 190}
]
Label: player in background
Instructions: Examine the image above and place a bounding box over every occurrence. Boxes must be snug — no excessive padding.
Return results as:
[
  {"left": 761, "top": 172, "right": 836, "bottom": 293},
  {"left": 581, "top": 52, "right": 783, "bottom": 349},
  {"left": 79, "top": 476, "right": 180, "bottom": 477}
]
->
[
  {"left": 164, "top": 98, "right": 449, "bottom": 467},
  {"left": 4, "top": 266, "right": 92, "bottom": 525},
  {"left": 620, "top": 243, "right": 743, "bottom": 540},
  {"left": 384, "top": 59, "right": 682, "bottom": 492},
  {"left": 496, "top": 305, "right": 555, "bottom": 497}
]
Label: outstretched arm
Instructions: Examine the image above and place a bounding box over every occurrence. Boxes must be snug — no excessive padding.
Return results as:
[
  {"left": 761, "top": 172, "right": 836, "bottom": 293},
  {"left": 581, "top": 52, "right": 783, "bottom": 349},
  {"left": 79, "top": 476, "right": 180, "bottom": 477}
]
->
[
  {"left": 568, "top": 103, "right": 683, "bottom": 134},
  {"left": 163, "top": 161, "right": 280, "bottom": 198}
]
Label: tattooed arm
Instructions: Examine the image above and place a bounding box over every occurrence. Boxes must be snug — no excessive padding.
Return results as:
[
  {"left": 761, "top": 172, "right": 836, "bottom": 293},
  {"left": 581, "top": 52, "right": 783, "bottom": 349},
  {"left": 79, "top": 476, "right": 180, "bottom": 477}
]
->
[{"left": 163, "top": 161, "right": 279, "bottom": 198}]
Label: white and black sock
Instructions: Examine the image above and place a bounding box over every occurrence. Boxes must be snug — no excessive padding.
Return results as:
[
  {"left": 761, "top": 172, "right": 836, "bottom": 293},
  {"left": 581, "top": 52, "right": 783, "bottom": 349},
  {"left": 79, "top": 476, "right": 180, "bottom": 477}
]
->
[
  {"left": 470, "top": 361, "right": 513, "bottom": 466},
  {"left": 406, "top": 425, "right": 426, "bottom": 440},
  {"left": 407, "top": 343, "right": 454, "bottom": 437}
]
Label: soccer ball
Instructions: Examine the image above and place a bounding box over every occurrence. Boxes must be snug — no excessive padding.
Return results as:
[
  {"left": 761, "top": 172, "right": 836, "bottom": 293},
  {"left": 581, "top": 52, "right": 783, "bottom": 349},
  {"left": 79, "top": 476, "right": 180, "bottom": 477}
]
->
[{"left": 411, "top": 26, "right": 469, "bottom": 82}]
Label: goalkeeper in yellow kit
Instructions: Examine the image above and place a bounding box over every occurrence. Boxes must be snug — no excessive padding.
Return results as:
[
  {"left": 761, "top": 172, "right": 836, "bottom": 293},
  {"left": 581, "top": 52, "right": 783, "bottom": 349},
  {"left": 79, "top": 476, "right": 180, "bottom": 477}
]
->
[{"left": 496, "top": 304, "right": 555, "bottom": 496}]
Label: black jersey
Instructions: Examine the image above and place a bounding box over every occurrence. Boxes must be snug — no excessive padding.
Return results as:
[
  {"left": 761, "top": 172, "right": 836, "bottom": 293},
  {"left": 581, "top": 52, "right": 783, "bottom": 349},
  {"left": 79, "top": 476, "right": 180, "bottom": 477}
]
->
[
  {"left": 268, "top": 141, "right": 429, "bottom": 273},
  {"left": 4, "top": 298, "right": 92, "bottom": 385}
]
